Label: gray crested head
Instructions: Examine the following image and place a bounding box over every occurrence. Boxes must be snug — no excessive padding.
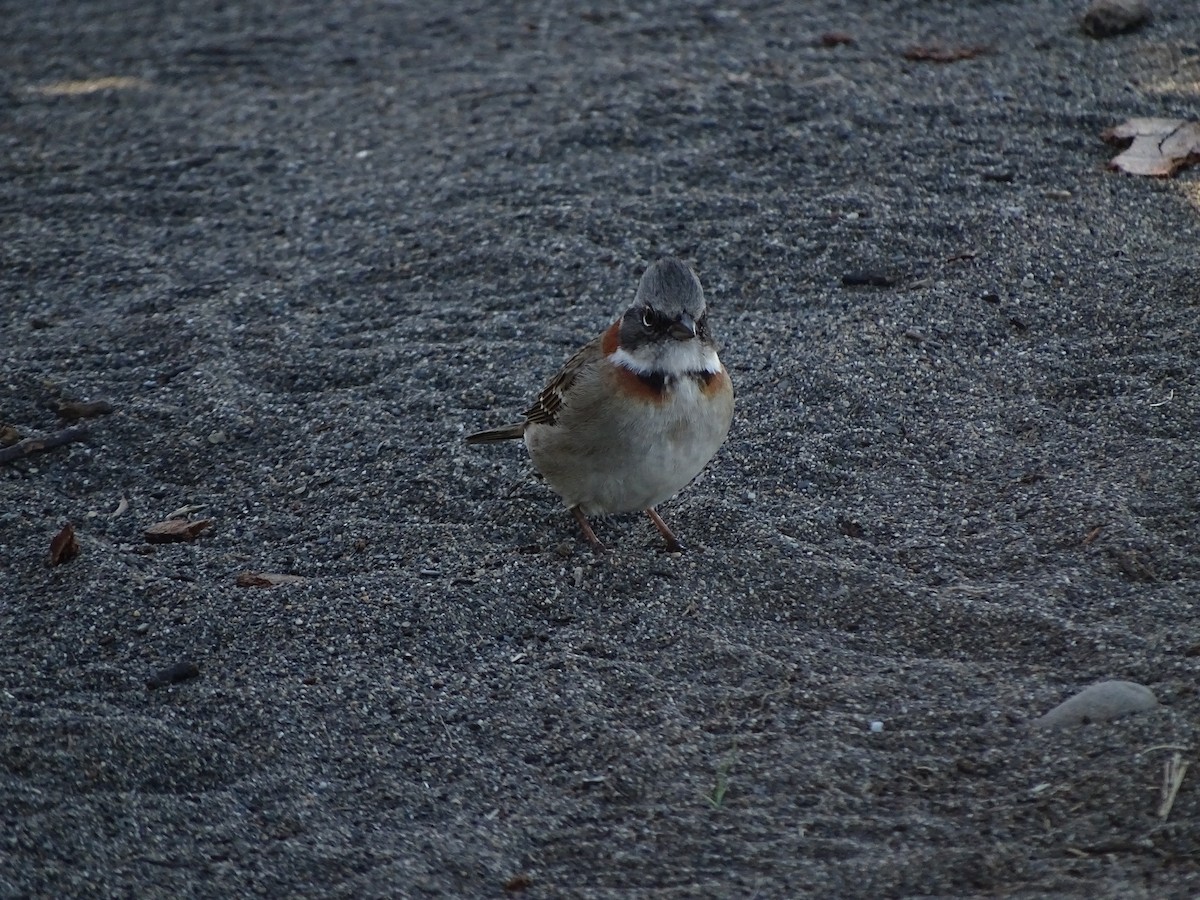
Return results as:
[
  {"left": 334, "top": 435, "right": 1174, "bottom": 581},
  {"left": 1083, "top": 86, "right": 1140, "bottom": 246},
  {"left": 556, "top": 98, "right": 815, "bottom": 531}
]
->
[
  {"left": 634, "top": 257, "right": 706, "bottom": 320},
  {"left": 617, "top": 257, "right": 717, "bottom": 359}
]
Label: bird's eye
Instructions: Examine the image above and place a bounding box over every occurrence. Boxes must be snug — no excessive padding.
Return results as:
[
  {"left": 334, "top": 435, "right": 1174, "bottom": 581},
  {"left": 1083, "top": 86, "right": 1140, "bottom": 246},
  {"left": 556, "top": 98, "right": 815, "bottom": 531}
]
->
[{"left": 641, "top": 309, "right": 655, "bottom": 329}]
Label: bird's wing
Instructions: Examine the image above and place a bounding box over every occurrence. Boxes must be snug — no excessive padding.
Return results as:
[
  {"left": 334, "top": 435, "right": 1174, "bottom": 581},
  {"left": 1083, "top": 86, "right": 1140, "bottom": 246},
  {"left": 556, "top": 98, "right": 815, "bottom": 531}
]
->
[{"left": 522, "top": 336, "right": 601, "bottom": 426}]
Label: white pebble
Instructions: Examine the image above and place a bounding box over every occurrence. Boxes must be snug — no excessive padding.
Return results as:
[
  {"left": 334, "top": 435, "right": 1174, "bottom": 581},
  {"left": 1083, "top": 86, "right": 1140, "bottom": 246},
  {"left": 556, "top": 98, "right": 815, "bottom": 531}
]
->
[{"left": 1034, "top": 679, "right": 1158, "bottom": 729}]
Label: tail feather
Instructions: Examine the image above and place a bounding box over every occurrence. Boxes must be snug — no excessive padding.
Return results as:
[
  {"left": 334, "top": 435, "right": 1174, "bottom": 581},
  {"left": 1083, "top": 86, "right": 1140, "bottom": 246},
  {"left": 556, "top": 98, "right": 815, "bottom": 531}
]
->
[{"left": 465, "top": 422, "right": 526, "bottom": 444}]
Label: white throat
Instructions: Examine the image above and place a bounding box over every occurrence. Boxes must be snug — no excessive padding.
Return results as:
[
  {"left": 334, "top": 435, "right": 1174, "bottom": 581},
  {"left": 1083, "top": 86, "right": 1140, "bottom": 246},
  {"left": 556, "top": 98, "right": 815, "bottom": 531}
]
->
[{"left": 610, "top": 341, "right": 721, "bottom": 377}]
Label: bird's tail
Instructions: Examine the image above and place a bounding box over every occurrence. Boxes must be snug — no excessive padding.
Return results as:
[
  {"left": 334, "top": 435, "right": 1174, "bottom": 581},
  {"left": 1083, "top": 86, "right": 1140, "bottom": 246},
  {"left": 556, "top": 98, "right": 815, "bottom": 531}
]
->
[{"left": 465, "top": 423, "right": 526, "bottom": 444}]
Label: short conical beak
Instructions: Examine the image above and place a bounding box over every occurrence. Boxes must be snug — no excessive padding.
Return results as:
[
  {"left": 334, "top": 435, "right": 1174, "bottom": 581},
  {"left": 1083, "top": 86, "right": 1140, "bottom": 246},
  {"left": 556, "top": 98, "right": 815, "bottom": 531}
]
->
[{"left": 669, "top": 312, "right": 697, "bottom": 341}]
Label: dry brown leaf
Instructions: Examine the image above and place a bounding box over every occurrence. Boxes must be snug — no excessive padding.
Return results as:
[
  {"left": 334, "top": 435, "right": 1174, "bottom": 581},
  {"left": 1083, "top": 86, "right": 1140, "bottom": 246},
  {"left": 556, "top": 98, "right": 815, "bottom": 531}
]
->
[
  {"left": 1082, "top": 0, "right": 1151, "bottom": 38},
  {"left": 504, "top": 872, "right": 533, "bottom": 892},
  {"left": 903, "top": 44, "right": 990, "bottom": 63},
  {"left": 146, "top": 661, "right": 200, "bottom": 690},
  {"left": 235, "top": 571, "right": 308, "bottom": 587},
  {"left": 819, "top": 32, "right": 855, "bottom": 48},
  {"left": 48, "top": 522, "right": 80, "bottom": 566},
  {"left": 56, "top": 399, "right": 114, "bottom": 422},
  {"left": 144, "top": 518, "right": 213, "bottom": 544},
  {"left": 1103, "top": 118, "right": 1200, "bottom": 177}
]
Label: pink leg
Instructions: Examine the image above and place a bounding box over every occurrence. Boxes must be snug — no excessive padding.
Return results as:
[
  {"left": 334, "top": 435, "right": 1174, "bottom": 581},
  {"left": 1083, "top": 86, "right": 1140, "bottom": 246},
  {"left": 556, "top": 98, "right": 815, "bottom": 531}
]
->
[
  {"left": 571, "top": 506, "right": 607, "bottom": 553},
  {"left": 646, "top": 507, "right": 685, "bottom": 553}
]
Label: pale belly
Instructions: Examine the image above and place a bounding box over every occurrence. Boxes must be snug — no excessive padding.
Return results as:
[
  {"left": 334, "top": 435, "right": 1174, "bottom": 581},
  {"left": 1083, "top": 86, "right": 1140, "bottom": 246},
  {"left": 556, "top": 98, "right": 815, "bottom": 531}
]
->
[{"left": 524, "top": 375, "right": 733, "bottom": 514}]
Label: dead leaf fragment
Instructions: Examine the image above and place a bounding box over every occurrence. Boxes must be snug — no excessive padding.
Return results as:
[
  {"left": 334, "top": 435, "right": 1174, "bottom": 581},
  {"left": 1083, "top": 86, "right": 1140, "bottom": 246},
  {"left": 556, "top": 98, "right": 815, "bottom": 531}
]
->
[
  {"left": 56, "top": 399, "right": 114, "bottom": 422},
  {"left": 1103, "top": 118, "right": 1200, "bottom": 177},
  {"left": 504, "top": 872, "right": 533, "bottom": 892},
  {"left": 146, "top": 661, "right": 200, "bottom": 690},
  {"left": 48, "top": 523, "right": 80, "bottom": 566},
  {"left": 144, "top": 518, "right": 213, "bottom": 544},
  {"left": 1081, "top": 0, "right": 1151, "bottom": 38},
  {"left": 0, "top": 424, "right": 21, "bottom": 447},
  {"left": 842, "top": 270, "right": 899, "bottom": 288},
  {"left": 819, "top": 32, "right": 855, "bottom": 48},
  {"left": 235, "top": 571, "right": 308, "bottom": 587},
  {"left": 903, "top": 44, "right": 990, "bottom": 63}
]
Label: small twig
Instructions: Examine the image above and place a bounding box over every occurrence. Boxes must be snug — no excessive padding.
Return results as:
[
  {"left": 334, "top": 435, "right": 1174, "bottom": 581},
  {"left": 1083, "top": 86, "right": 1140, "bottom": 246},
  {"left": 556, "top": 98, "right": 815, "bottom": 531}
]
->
[
  {"left": 0, "top": 426, "right": 89, "bottom": 465},
  {"left": 1134, "top": 744, "right": 1190, "bottom": 758},
  {"left": 1158, "top": 753, "right": 1189, "bottom": 820},
  {"left": 705, "top": 744, "right": 738, "bottom": 809},
  {"left": 1067, "top": 839, "right": 1157, "bottom": 857}
]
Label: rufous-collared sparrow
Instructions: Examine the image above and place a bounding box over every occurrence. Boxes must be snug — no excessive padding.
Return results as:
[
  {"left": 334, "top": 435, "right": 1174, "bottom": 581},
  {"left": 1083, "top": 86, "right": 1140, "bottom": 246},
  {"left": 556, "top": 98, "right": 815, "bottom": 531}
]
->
[{"left": 466, "top": 257, "right": 734, "bottom": 552}]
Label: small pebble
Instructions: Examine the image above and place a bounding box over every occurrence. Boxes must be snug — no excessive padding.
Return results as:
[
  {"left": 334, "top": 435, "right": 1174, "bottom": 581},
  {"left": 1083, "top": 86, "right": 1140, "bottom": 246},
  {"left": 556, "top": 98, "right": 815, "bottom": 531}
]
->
[
  {"left": 870, "top": 721, "right": 884, "bottom": 733},
  {"left": 1034, "top": 679, "right": 1158, "bottom": 728}
]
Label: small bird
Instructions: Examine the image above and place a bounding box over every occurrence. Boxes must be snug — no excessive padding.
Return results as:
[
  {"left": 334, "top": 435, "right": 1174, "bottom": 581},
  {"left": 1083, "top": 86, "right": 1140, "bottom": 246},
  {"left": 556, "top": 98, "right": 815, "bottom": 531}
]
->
[{"left": 466, "top": 257, "right": 734, "bottom": 552}]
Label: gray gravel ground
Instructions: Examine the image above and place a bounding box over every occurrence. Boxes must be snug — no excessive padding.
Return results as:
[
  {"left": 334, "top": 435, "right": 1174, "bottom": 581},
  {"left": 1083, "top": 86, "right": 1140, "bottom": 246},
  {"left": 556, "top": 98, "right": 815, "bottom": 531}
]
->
[{"left": 3, "top": 1, "right": 1199, "bottom": 897}]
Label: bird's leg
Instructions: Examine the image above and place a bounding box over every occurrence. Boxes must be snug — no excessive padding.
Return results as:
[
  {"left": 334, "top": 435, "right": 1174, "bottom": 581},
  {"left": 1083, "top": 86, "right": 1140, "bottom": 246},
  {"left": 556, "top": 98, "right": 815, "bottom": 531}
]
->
[
  {"left": 646, "top": 507, "right": 686, "bottom": 553},
  {"left": 571, "top": 506, "right": 607, "bottom": 553}
]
